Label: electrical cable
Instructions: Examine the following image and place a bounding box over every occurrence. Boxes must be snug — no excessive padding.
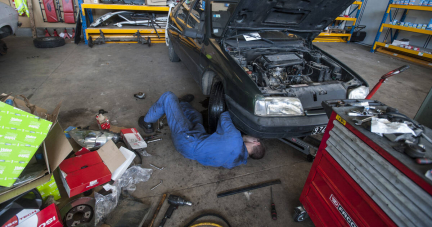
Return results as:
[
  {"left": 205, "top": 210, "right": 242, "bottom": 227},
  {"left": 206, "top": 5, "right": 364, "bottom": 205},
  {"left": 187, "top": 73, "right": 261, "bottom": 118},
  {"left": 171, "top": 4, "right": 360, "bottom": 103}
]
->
[{"left": 183, "top": 213, "right": 231, "bottom": 227}]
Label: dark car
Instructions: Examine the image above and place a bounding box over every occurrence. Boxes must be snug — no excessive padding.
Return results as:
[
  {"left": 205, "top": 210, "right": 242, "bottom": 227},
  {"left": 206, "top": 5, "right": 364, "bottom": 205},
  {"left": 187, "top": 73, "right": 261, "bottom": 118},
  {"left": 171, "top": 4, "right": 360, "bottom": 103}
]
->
[{"left": 167, "top": 0, "right": 369, "bottom": 138}]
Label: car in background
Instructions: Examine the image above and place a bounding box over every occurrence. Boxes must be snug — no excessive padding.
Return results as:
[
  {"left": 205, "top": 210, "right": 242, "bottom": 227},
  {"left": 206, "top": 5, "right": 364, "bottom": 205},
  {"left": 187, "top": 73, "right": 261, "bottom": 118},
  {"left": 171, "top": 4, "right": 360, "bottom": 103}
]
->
[
  {"left": 0, "top": 2, "right": 20, "bottom": 55},
  {"left": 167, "top": 0, "right": 369, "bottom": 139}
]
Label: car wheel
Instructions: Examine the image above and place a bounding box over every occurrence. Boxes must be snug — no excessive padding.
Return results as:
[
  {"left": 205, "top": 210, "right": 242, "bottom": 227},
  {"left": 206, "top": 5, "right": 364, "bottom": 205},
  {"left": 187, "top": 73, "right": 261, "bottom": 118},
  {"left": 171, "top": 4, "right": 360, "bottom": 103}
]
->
[
  {"left": 208, "top": 81, "right": 226, "bottom": 133},
  {"left": 0, "top": 40, "right": 7, "bottom": 56},
  {"left": 168, "top": 39, "right": 180, "bottom": 62},
  {"left": 33, "top": 37, "right": 65, "bottom": 48},
  {"left": 0, "top": 26, "right": 12, "bottom": 39}
]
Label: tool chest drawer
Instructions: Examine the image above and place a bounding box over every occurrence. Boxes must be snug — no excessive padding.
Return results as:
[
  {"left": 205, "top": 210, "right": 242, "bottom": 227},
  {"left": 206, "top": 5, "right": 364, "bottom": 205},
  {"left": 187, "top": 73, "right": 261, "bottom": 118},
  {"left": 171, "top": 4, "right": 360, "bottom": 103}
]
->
[{"left": 300, "top": 110, "right": 432, "bottom": 227}]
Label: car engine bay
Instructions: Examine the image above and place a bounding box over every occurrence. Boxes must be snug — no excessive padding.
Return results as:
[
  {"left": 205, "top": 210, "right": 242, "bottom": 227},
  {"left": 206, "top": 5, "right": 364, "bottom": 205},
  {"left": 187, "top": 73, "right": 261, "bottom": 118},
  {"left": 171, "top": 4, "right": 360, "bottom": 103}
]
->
[{"left": 224, "top": 41, "right": 364, "bottom": 97}]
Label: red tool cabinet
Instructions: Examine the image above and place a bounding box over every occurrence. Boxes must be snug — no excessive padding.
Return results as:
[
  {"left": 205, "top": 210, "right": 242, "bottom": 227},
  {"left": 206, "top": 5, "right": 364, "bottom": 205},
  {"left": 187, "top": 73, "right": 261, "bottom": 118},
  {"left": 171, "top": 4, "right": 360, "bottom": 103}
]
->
[{"left": 299, "top": 100, "right": 432, "bottom": 226}]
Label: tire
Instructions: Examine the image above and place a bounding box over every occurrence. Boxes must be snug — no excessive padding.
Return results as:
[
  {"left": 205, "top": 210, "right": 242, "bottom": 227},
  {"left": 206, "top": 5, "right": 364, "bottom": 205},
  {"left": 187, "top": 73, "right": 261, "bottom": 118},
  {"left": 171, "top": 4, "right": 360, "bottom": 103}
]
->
[
  {"left": 168, "top": 39, "right": 180, "bottom": 62},
  {"left": 0, "top": 40, "right": 7, "bottom": 56},
  {"left": 0, "top": 26, "right": 12, "bottom": 39},
  {"left": 208, "top": 80, "right": 226, "bottom": 133},
  {"left": 33, "top": 37, "right": 65, "bottom": 48}
]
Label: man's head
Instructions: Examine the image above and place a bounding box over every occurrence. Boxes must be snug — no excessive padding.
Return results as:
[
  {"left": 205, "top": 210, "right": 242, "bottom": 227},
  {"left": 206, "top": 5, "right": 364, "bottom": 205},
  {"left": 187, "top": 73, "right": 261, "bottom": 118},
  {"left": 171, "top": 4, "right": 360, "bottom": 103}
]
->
[{"left": 243, "top": 135, "right": 266, "bottom": 159}]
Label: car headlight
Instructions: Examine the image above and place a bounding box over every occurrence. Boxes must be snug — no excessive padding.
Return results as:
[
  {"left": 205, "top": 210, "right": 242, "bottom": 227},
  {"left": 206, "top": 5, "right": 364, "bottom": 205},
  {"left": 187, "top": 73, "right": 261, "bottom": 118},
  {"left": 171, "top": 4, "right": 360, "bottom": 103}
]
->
[
  {"left": 348, "top": 86, "right": 369, "bottom": 99},
  {"left": 255, "top": 97, "right": 304, "bottom": 116}
]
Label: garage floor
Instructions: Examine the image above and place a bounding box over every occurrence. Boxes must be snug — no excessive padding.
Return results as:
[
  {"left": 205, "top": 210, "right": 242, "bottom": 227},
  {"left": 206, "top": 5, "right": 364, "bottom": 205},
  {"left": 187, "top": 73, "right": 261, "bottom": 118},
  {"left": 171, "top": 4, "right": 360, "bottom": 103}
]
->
[{"left": 1, "top": 37, "right": 431, "bottom": 227}]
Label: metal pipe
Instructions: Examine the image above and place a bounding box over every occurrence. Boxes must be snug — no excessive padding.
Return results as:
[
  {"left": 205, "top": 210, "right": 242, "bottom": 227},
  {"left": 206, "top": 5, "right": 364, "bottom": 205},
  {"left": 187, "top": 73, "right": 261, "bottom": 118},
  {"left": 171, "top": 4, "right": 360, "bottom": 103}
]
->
[{"left": 217, "top": 180, "right": 282, "bottom": 198}]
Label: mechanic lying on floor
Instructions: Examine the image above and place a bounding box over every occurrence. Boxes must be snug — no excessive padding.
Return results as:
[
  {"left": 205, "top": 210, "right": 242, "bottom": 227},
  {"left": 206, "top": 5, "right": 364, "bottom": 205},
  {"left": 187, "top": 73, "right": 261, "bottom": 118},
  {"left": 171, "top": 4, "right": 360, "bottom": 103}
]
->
[{"left": 138, "top": 91, "right": 265, "bottom": 169}]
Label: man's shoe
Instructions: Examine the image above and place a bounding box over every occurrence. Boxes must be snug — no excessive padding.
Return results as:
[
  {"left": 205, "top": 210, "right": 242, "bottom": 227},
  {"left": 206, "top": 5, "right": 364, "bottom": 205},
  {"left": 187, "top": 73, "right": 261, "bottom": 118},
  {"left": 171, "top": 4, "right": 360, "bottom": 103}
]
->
[
  {"left": 138, "top": 116, "right": 154, "bottom": 134},
  {"left": 178, "top": 94, "right": 194, "bottom": 103}
]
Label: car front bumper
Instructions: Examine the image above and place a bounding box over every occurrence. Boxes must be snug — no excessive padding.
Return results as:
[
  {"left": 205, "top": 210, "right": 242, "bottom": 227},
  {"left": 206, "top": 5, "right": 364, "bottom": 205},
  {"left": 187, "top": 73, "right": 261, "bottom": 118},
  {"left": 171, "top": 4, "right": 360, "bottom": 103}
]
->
[{"left": 225, "top": 96, "right": 329, "bottom": 138}]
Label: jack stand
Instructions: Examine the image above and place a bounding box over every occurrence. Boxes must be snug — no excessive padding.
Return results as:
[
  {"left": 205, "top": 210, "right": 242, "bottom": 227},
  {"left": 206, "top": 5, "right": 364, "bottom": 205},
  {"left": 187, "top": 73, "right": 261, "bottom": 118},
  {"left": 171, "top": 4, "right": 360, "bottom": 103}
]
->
[
  {"left": 133, "top": 30, "right": 151, "bottom": 47},
  {"left": 44, "top": 28, "right": 51, "bottom": 37},
  {"left": 63, "top": 28, "right": 71, "bottom": 39},
  {"left": 53, "top": 29, "right": 59, "bottom": 37},
  {"left": 88, "top": 30, "right": 152, "bottom": 48}
]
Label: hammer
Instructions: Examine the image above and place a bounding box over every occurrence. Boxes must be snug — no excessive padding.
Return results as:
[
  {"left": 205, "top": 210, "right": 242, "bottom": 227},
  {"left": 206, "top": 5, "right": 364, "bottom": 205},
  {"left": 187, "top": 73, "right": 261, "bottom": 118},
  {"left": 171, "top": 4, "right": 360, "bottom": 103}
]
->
[{"left": 158, "top": 195, "right": 192, "bottom": 227}]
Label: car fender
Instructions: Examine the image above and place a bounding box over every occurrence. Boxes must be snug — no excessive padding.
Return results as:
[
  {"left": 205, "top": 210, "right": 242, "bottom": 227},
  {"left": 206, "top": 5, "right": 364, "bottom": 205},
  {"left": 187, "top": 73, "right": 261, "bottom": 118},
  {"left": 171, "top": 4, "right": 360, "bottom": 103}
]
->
[{"left": 0, "top": 2, "right": 19, "bottom": 36}]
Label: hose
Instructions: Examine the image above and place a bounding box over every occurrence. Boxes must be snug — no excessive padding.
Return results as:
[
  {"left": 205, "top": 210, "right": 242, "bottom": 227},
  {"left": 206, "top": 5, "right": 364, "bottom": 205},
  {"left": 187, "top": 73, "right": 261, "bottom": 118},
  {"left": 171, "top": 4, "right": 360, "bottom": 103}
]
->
[{"left": 183, "top": 213, "right": 231, "bottom": 227}]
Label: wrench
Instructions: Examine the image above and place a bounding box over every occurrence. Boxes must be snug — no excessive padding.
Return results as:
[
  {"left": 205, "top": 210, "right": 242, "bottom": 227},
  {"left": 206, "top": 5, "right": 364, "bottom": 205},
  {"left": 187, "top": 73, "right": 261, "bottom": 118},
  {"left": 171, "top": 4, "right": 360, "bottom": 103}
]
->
[{"left": 353, "top": 117, "right": 373, "bottom": 126}]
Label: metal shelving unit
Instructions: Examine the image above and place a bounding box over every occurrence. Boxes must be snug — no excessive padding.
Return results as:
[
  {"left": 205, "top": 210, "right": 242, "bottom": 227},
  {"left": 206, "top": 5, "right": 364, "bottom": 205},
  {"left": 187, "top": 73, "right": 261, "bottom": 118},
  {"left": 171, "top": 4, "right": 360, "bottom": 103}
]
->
[
  {"left": 77, "top": 2, "right": 169, "bottom": 45},
  {"left": 313, "top": 1, "right": 364, "bottom": 43},
  {"left": 371, "top": 1, "right": 432, "bottom": 68}
]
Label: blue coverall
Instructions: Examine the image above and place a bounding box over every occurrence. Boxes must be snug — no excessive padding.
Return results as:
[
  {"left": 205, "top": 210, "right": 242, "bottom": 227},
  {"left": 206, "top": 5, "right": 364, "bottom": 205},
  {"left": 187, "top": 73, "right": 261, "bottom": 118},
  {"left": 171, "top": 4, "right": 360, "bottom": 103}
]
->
[{"left": 144, "top": 92, "right": 248, "bottom": 169}]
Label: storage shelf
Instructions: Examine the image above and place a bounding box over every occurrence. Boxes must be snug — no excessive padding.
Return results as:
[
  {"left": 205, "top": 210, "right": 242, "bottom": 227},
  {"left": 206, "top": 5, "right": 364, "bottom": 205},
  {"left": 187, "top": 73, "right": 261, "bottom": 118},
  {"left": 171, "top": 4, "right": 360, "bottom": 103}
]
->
[
  {"left": 387, "top": 4, "right": 432, "bottom": 13},
  {"left": 313, "top": 37, "right": 347, "bottom": 42},
  {"left": 376, "top": 47, "right": 432, "bottom": 68},
  {"left": 318, "top": 33, "right": 351, "bottom": 37},
  {"left": 85, "top": 27, "right": 165, "bottom": 40},
  {"left": 81, "top": 3, "right": 169, "bottom": 15},
  {"left": 371, "top": 0, "right": 432, "bottom": 67},
  {"left": 86, "top": 27, "right": 165, "bottom": 34},
  {"left": 335, "top": 17, "right": 357, "bottom": 21},
  {"left": 381, "top": 24, "right": 432, "bottom": 35},
  {"left": 374, "top": 42, "right": 432, "bottom": 59}
]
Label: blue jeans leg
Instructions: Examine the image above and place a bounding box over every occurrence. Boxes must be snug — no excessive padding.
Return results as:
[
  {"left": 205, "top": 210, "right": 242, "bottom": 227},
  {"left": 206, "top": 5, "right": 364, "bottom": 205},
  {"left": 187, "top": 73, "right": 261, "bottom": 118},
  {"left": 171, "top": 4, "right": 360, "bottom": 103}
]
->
[{"left": 144, "top": 91, "right": 192, "bottom": 134}]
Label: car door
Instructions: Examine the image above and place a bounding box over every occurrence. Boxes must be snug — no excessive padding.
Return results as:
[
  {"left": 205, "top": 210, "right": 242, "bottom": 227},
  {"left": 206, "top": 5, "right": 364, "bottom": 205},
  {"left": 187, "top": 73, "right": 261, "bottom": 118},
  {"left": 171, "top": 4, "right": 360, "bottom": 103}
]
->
[
  {"left": 169, "top": 0, "right": 193, "bottom": 63},
  {"left": 182, "top": 0, "right": 206, "bottom": 84}
]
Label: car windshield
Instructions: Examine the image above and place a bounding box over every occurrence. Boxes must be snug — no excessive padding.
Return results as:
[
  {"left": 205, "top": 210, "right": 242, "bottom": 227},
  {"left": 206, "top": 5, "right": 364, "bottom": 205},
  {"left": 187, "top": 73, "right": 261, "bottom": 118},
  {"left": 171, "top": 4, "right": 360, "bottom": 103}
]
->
[{"left": 211, "top": 2, "right": 238, "bottom": 37}]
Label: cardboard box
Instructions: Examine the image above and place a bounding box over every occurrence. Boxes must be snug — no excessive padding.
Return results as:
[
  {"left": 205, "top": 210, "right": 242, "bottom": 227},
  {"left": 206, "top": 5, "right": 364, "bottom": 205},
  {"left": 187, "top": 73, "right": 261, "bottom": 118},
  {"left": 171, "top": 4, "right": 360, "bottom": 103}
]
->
[
  {"left": 17, "top": 204, "right": 62, "bottom": 227},
  {"left": 1, "top": 208, "right": 39, "bottom": 227},
  {"left": 120, "top": 128, "right": 147, "bottom": 151},
  {"left": 0, "top": 95, "right": 72, "bottom": 204},
  {"left": 146, "top": 0, "right": 167, "bottom": 6},
  {"left": 36, "top": 175, "right": 61, "bottom": 201},
  {"left": 112, "top": 147, "right": 136, "bottom": 181},
  {"left": 59, "top": 140, "right": 126, "bottom": 197},
  {"left": 0, "top": 102, "right": 53, "bottom": 187}
]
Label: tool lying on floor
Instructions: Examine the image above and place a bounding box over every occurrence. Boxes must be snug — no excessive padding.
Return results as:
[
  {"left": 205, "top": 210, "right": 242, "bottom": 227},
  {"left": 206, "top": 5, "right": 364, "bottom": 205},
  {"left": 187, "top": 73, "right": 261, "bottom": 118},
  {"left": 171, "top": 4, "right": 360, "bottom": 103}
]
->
[
  {"left": 217, "top": 179, "right": 282, "bottom": 198},
  {"left": 147, "top": 194, "right": 167, "bottom": 227},
  {"left": 150, "top": 180, "right": 163, "bottom": 191},
  {"left": 158, "top": 195, "right": 192, "bottom": 227},
  {"left": 134, "top": 92, "right": 146, "bottom": 99},
  {"left": 270, "top": 187, "right": 277, "bottom": 220},
  {"left": 150, "top": 163, "right": 164, "bottom": 170}
]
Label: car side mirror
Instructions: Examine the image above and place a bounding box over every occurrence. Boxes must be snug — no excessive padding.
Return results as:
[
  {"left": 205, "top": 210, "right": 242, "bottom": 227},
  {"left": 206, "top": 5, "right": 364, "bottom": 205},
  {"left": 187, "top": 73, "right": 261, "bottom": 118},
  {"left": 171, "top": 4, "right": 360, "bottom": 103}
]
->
[{"left": 183, "top": 28, "right": 204, "bottom": 41}]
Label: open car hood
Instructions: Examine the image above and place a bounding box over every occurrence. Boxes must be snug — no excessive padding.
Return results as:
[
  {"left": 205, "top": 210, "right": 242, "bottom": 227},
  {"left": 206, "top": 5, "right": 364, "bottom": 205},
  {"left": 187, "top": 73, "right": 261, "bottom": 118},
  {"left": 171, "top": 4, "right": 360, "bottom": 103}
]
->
[{"left": 224, "top": 0, "right": 356, "bottom": 41}]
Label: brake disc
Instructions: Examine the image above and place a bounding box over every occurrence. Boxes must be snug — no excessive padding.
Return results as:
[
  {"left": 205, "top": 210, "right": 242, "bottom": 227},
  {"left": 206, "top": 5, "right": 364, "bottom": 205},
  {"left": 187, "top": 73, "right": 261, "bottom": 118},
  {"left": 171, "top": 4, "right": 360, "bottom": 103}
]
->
[{"left": 60, "top": 197, "right": 95, "bottom": 227}]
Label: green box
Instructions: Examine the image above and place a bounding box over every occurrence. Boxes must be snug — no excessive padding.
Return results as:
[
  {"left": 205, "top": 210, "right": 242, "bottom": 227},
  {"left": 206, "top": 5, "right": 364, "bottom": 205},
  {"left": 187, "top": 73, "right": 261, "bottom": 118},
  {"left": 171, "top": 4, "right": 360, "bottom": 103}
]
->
[
  {"left": 36, "top": 175, "right": 61, "bottom": 200},
  {"left": 0, "top": 102, "right": 52, "bottom": 187}
]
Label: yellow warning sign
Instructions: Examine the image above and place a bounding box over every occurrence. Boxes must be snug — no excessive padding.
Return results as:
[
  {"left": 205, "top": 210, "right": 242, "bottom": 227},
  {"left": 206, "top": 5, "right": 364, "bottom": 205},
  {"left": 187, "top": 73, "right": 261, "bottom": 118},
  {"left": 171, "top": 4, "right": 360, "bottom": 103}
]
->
[{"left": 336, "top": 114, "right": 346, "bottom": 125}]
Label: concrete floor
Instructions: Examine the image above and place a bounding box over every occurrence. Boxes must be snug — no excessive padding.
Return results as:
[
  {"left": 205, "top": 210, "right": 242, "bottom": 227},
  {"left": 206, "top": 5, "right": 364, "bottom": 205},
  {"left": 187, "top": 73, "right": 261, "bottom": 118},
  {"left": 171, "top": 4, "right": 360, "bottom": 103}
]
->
[{"left": 0, "top": 37, "right": 431, "bottom": 227}]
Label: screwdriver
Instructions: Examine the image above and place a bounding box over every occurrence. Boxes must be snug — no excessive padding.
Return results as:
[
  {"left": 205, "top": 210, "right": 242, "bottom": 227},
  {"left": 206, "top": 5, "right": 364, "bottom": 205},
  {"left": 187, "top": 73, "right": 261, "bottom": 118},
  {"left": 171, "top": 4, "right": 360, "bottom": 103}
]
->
[{"left": 271, "top": 187, "right": 277, "bottom": 220}]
